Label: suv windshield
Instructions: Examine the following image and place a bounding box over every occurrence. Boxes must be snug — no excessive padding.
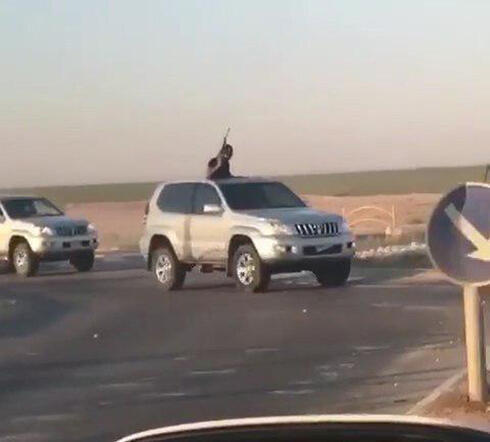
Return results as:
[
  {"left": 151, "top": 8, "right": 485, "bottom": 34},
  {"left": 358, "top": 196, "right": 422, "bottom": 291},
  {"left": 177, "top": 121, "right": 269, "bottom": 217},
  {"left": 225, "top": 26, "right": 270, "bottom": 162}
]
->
[
  {"left": 3, "top": 198, "right": 63, "bottom": 219},
  {"left": 218, "top": 182, "right": 306, "bottom": 210}
]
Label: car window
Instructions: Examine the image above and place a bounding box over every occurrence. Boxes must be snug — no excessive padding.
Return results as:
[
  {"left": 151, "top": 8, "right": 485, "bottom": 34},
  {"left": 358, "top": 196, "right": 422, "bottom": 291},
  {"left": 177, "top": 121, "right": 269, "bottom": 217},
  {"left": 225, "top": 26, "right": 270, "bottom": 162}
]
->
[
  {"left": 0, "top": 206, "right": 5, "bottom": 222},
  {"left": 2, "top": 198, "right": 63, "bottom": 219},
  {"left": 218, "top": 182, "right": 306, "bottom": 210},
  {"left": 157, "top": 183, "right": 195, "bottom": 214},
  {"left": 193, "top": 184, "right": 222, "bottom": 214}
]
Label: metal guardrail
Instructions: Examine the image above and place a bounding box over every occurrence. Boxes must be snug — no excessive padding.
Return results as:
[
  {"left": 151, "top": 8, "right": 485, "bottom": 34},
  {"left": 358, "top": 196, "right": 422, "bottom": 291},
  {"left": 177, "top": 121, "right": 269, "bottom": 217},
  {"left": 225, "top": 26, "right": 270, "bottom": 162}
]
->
[{"left": 342, "top": 205, "right": 396, "bottom": 233}]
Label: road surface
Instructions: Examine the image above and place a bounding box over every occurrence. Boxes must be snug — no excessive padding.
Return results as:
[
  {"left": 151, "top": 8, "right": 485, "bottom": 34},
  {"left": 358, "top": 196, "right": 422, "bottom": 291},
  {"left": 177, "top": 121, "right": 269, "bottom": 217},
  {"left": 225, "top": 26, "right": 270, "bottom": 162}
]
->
[{"left": 0, "top": 254, "right": 469, "bottom": 441}]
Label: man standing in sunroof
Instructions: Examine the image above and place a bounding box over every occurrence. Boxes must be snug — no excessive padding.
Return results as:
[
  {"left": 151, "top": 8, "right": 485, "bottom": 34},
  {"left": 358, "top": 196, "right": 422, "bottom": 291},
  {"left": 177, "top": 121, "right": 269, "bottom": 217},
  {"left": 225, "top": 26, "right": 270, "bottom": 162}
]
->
[{"left": 206, "top": 129, "right": 234, "bottom": 180}]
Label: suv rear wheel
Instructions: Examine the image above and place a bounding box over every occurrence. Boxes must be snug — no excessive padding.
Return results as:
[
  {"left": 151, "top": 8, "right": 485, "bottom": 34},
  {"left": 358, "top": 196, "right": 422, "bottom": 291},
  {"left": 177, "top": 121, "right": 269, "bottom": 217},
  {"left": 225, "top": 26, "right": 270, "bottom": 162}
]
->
[
  {"left": 152, "top": 246, "right": 185, "bottom": 291},
  {"left": 232, "top": 244, "right": 270, "bottom": 292},
  {"left": 313, "top": 259, "right": 351, "bottom": 287},
  {"left": 12, "top": 241, "right": 39, "bottom": 277}
]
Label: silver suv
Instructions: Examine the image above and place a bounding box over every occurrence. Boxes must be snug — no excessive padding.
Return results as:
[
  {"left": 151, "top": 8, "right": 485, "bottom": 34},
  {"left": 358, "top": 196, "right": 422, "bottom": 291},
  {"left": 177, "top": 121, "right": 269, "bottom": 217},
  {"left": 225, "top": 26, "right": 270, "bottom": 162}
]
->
[
  {"left": 0, "top": 196, "right": 98, "bottom": 276},
  {"left": 140, "top": 178, "right": 355, "bottom": 292}
]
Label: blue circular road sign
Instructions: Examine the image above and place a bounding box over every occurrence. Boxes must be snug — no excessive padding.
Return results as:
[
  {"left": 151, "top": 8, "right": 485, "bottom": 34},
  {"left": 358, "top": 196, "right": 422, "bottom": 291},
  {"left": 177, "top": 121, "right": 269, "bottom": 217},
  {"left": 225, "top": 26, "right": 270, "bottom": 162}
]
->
[{"left": 427, "top": 183, "right": 490, "bottom": 286}]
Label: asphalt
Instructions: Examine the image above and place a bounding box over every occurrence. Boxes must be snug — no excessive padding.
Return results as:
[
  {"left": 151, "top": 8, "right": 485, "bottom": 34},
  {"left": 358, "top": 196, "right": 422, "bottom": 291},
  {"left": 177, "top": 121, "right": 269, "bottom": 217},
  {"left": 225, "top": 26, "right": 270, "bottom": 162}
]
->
[{"left": 0, "top": 254, "right": 474, "bottom": 442}]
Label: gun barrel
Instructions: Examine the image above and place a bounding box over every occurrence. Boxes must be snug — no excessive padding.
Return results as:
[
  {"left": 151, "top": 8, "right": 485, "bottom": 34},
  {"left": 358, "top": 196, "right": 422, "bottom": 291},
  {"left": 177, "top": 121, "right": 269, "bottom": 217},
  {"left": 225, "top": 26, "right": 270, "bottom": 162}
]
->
[{"left": 222, "top": 127, "right": 231, "bottom": 149}]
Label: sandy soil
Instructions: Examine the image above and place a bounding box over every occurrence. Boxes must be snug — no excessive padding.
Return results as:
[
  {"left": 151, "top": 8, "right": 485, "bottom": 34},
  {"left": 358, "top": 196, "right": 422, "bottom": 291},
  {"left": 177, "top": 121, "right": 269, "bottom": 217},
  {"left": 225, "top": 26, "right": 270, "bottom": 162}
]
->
[
  {"left": 66, "top": 201, "right": 146, "bottom": 251},
  {"left": 418, "top": 376, "right": 490, "bottom": 432},
  {"left": 65, "top": 194, "right": 440, "bottom": 251},
  {"left": 304, "top": 193, "right": 440, "bottom": 234}
]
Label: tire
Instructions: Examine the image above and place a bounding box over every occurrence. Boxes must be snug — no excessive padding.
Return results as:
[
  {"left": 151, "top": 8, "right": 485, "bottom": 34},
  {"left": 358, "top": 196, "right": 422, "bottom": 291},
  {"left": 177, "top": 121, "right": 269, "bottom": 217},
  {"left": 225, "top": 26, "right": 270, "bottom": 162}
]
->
[
  {"left": 232, "top": 244, "right": 270, "bottom": 292},
  {"left": 151, "top": 246, "right": 185, "bottom": 291},
  {"left": 4, "top": 257, "right": 15, "bottom": 274},
  {"left": 313, "top": 259, "right": 351, "bottom": 287},
  {"left": 12, "top": 241, "right": 39, "bottom": 277},
  {"left": 70, "top": 250, "right": 95, "bottom": 272}
]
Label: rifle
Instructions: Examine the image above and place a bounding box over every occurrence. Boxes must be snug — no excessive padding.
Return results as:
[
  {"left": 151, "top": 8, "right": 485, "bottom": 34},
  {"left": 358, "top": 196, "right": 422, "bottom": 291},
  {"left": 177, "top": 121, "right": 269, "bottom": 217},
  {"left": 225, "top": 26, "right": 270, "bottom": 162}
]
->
[
  {"left": 207, "top": 128, "right": 231, "bottom": 176},
  {"left": 221, "top": 127, "right": 231, "bottom": 151}
]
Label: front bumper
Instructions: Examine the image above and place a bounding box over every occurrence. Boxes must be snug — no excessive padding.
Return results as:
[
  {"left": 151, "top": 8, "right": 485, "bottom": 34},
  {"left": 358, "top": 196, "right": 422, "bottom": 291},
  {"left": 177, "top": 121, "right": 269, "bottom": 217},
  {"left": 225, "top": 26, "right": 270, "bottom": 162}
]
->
[
  {"left": 30, "top": 235, "right": 98, "bottom": 259},
  {"left": 253, "top": 233, "right": 355, "bottom": 266}
]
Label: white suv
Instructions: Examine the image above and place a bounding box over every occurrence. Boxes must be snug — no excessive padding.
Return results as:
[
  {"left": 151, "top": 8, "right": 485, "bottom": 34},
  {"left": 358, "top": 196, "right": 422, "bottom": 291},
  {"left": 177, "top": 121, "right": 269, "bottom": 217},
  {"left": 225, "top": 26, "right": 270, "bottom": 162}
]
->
[
  {"left": 0, "top": 196, "right": 98, "bottom": 276},
  {"left": 140, "top": 177, "right": 355, "bottom": 292}
]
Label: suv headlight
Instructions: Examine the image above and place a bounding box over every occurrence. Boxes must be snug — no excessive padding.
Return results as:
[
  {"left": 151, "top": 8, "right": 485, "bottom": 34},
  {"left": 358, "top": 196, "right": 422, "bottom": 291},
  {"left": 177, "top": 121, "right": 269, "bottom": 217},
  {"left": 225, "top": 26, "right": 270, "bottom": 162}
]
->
[
  {"left": 87, "top": 223, "right": 97, "bottom": 235},
  {"left": 340, "top": 219, "right": 350, "bottom": 233},
  {"left": 41, "top": 226, "right": 55, "bottom": 237},
  {"left": 267, "top": 219, "right": 295, "bottom": 236}
]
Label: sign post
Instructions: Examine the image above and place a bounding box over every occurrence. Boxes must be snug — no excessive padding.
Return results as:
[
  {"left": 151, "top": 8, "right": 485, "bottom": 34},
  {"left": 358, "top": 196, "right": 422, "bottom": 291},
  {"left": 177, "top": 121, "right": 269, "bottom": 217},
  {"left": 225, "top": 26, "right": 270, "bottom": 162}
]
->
[
  {"left": 463, "top": 285, "right": 487, "bottom": 402},
  {"left": 427, "top": 183, "right": 490, "bottom": 404}
]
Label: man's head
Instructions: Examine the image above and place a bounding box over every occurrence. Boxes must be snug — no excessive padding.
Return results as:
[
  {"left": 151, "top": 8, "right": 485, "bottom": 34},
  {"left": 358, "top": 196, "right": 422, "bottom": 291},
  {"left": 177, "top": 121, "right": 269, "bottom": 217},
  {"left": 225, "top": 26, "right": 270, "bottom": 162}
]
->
[{"left": 221, "top": 144, "right": 233, "bottom": 160}]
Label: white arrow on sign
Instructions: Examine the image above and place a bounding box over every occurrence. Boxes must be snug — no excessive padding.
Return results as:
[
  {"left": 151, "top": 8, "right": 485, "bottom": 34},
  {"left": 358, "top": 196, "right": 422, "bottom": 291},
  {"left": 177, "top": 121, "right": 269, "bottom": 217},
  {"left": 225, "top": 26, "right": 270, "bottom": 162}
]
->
[{"left": 444, "top": 203, "right": 490, "bottom": 262}]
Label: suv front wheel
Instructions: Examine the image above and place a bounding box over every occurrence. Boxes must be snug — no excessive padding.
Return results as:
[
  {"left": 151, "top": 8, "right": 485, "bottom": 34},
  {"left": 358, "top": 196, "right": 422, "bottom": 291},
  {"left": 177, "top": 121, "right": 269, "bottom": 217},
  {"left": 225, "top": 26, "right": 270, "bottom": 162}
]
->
[
  {"left": 12, "top": 241, "right": 39, "bottom": 277},
  {"left": 232, "top": 244, "right": 270, "bottom": 293},
  {"left": 152, "top": 246, "right": 185, "bottom": 291}
]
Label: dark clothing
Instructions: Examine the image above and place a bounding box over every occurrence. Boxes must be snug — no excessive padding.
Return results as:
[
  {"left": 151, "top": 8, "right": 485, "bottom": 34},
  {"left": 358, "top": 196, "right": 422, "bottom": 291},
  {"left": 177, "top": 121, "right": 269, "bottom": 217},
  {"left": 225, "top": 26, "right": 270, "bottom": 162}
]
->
[
  {"left": 206, "top": 142, "right": 234, "bottom": 180},
  {"left": 207, "top": 156, "right": 232, "bottom": 180}
]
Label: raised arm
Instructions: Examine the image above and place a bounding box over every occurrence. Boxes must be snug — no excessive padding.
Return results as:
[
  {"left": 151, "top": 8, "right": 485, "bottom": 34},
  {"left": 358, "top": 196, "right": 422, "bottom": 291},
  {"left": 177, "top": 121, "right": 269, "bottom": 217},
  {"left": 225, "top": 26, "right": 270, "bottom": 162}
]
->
[{"left": 206, "top": 154, "right": 223, "bottom": 178}]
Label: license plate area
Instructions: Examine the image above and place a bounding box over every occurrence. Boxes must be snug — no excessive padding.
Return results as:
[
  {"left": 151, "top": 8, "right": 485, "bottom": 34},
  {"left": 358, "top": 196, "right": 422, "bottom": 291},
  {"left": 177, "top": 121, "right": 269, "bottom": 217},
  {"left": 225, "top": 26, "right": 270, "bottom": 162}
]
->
[{"left": 303, "top": 244, "right": 342, "bottom": 256}]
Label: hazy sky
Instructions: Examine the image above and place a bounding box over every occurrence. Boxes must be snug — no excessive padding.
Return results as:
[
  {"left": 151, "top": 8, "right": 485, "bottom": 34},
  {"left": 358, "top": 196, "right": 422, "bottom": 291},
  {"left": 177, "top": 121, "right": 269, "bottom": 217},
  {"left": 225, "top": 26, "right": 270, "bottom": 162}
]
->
[{"left": 1, "top": 0, "right": 490, "bottom": 187}]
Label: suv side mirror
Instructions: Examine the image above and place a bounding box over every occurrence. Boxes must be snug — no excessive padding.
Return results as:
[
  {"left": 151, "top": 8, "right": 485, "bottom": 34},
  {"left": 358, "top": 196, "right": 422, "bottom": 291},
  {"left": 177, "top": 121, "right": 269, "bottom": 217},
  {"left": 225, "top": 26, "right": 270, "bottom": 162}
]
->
[{"left": 203, "top": 204, "right": 223, "bottom": 215}]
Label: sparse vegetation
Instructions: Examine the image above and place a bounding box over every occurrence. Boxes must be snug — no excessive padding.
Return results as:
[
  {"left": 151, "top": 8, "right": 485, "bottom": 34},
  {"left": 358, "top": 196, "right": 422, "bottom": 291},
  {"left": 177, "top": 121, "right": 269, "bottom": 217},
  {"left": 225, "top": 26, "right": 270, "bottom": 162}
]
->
[
  {"left": 406, "top": 216, "right": 425, "bottom": 225},
  {"left": 1, "top": 164, "right": 487, "bottom": 207},
  {"left": 2, "top": 165, "right": 483, "bottom": 252},
  {"left": 281, "top": 164, "right": 487, "bottom": 196},
  {"left": 355, "top": 231, "right": 426, "bottom": 252}
]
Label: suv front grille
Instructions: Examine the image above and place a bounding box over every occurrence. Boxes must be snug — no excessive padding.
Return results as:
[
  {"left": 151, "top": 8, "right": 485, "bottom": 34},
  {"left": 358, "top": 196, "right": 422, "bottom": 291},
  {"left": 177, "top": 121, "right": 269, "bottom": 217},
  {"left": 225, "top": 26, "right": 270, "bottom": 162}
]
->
[
  {"left": 295, "top": 222, "right": 339, "bottom": 237},
  {"left": 74, "top": 225, "right": 88, "bottom": 235},
  {"left": 55, "top": 225, "right": 87, "bottom": 236}
]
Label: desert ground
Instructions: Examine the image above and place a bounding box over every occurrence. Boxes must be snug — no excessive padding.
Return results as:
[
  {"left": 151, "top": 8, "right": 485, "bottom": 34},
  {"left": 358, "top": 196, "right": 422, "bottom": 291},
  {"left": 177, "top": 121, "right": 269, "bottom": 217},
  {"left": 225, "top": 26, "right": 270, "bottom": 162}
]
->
[
  {"left": 65, "top": 193, "right": 440, "bottom": 251},
  {"left": 66, "top": 200, "right": 146, "bottom": 251},
  {"left": 4, "top": 165, "right": 487, "bottom": 250},
  {"left": 7, "top": 164, "right": 486, "bottom": 250}
]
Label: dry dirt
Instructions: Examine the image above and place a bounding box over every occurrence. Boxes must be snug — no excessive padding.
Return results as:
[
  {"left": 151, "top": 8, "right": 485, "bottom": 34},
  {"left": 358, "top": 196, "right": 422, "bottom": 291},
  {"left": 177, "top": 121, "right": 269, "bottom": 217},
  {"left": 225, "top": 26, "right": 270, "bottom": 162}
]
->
[
  {"left": 65, "top": 193, "right": 441, "bottom": 251},
  {"left": 304, "top": 193, "right": 440, "bottom": 235},
  {"left": 66, "top": 201, "right": 146, "bottom": 251},
  {"left": 417, "top": 376, "right": 490, "bottom": 433}
]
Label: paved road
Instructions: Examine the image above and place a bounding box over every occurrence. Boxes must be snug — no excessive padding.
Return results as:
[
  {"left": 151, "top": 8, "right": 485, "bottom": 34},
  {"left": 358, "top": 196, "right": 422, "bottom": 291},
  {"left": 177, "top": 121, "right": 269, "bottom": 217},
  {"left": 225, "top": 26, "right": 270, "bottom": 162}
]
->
[{"left": 0, "top": 255, "right": 470, "bottom": 441}]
